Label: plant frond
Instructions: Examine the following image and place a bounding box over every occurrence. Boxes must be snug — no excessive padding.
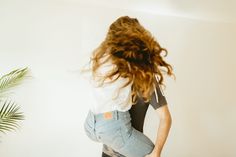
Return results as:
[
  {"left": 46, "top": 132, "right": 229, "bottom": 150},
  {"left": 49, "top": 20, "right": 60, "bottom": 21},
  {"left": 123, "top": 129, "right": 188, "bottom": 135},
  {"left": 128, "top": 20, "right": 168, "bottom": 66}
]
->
[
  {"left": 0, "top": 67, "right": 29, "bottom": 96},
  {"left": 0, "top": 99, "right": 24, "bottom": 134}
]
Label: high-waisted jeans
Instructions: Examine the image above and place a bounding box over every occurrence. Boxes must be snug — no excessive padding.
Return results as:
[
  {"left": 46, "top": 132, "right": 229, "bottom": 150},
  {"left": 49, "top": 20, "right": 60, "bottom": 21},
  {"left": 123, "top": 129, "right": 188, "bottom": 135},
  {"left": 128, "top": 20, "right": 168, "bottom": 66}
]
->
[{"left": 83, "top": 110, "right": 155, "bottom": 157}]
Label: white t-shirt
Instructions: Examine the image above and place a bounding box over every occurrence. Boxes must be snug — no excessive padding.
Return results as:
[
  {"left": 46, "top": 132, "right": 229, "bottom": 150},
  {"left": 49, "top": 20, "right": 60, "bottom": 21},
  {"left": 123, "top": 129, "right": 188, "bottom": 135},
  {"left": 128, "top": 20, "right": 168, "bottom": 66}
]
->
[{"left": 81, "top": 60, "right": 132, "bottom": 114}]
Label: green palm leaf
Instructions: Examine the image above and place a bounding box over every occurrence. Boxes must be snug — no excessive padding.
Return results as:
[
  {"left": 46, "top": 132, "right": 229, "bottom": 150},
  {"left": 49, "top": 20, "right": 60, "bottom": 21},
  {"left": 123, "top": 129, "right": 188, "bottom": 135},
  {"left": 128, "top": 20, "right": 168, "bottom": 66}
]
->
[
  {"left": 0, "top": 67, "right": 28, "bottom": 135},
  {"left": 0, "top": 67, "right": 29, "bottom": 97},
  {"left": 0, "top": 99, "right": 24, "bottom": 133}
]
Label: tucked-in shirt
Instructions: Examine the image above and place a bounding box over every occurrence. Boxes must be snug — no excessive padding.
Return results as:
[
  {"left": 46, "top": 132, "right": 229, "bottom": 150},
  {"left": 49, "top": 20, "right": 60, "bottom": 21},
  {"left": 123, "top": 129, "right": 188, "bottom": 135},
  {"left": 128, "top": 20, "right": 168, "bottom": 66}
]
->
[{"left": 81, "top": 60, "right": 167, "bottom": 114}]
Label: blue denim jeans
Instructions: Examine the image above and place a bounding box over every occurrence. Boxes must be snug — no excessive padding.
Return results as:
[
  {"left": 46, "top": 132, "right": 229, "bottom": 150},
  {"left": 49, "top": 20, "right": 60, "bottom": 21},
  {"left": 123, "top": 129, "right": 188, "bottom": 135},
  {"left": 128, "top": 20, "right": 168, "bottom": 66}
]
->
[{"left": 84, "top": 110, "right": 155, "bottom": 157}]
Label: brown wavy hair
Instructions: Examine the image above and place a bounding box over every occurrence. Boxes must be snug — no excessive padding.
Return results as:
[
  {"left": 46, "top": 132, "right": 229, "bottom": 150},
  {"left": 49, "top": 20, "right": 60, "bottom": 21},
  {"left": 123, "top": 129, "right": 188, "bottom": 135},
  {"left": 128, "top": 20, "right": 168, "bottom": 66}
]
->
[{"left": 81, "top": 16, "right": 175, "bottom": 107}]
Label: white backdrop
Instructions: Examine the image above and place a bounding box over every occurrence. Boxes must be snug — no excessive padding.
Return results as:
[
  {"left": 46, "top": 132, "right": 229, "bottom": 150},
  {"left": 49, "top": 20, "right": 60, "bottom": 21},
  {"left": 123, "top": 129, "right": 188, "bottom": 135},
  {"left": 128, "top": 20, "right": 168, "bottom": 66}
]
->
[{"left": 0, "top": 1, "right": 236, "bottom": 157}]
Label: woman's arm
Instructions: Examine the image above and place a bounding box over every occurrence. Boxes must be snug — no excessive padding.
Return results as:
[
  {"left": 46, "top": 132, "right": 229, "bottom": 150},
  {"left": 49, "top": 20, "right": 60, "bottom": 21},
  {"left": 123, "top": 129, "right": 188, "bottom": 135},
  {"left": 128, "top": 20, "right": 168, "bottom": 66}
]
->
[{"left": 146, "top": 104, "right": 172, "bottom": 157}]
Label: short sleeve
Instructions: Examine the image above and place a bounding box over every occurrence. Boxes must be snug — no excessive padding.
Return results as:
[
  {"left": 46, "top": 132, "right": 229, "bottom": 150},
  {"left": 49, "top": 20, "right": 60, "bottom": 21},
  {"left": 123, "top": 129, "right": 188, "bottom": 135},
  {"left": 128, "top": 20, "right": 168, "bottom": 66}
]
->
[{"left": 149, "top": 77, "right": 168, "bottom": 110}]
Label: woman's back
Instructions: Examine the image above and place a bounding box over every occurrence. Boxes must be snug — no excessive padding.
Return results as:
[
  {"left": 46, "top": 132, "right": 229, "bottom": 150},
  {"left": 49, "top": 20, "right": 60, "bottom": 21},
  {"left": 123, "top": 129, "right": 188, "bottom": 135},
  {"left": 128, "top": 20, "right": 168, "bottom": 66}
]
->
[{"left": 89, "top": 60, "right": 132, "bottom": 114}]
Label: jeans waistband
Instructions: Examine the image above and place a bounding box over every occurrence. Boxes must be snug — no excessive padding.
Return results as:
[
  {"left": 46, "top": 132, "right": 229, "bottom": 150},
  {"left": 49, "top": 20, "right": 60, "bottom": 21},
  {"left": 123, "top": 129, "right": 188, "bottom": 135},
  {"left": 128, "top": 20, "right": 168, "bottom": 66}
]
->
[{"left": 89, "top": 110, "right": 128, "bottom": 122}]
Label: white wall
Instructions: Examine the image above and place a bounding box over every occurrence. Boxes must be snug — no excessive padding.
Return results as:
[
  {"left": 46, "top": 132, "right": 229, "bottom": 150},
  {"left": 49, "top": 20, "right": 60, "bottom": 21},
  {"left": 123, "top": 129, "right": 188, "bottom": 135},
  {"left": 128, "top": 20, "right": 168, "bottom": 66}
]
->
[{"left": 0, "top": 1, "right": 236, "bottom": 157}]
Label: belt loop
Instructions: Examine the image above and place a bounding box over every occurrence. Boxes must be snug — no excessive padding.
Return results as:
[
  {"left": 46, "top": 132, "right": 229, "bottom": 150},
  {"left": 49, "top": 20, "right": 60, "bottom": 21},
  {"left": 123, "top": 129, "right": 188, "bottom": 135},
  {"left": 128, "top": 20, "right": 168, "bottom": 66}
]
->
[{"left": 116, "top": 110, "right": 118, "bottom": 120}]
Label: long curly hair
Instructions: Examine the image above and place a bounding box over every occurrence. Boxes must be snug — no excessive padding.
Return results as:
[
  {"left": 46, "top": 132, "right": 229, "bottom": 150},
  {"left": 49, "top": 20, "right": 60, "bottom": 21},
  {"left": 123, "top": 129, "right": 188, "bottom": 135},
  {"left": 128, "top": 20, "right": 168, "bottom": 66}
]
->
[{"left": 82, "top": 16, "right": 175, "bottom": 107}]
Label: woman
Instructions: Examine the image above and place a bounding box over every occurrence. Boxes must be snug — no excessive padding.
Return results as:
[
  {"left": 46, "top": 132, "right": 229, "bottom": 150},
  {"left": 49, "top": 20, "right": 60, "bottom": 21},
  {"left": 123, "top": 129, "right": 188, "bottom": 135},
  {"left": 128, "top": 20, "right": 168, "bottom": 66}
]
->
[{"left": 82, "top": 16, "right": 175, "bottom": 157}]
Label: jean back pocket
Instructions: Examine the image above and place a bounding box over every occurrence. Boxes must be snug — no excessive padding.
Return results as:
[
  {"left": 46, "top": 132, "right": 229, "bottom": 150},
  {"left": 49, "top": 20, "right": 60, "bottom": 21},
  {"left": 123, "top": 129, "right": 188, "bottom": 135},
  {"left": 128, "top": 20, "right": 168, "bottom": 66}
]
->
[{"left": 97, "top": 126, "right": 125, "bottom": 150}]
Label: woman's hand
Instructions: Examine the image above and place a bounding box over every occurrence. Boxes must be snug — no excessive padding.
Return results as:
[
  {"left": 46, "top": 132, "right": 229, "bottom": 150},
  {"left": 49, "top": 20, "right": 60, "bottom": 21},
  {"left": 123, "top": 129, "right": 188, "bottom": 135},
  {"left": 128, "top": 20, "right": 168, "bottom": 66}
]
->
[
  {"left": 145, "top": 148, "right": 161, "bottom": 157},
  {"left": 145, "top": 151, "right": 160, "bottom": 157}
]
